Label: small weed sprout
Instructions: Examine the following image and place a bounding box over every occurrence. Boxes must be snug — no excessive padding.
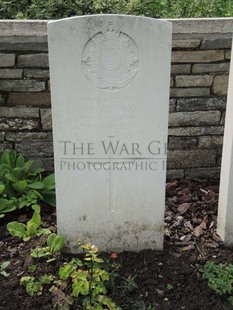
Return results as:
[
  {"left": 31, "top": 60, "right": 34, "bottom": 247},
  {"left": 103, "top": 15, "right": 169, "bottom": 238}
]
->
[
  {"left": 202, "top": 261, "right": 233, "bottom": 305},
  {"left": 0, "top": 261, "right": 10, "bottom": 277}
]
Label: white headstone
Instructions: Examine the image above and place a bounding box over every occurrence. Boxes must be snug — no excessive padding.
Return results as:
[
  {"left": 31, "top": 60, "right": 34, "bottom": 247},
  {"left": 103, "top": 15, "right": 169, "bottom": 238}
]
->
[
  {"left": 48, "top": 15, "right": 172, "bottom": 252},
  {"left": 217, "top": 45, "right": 233, "bottom": 246}
]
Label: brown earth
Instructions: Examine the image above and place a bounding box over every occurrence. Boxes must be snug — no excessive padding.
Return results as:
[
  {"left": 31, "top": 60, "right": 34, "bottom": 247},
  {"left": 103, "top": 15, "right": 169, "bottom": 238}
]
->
[{"left": 0, "top": 179, "right": 233, "bottom": 310}]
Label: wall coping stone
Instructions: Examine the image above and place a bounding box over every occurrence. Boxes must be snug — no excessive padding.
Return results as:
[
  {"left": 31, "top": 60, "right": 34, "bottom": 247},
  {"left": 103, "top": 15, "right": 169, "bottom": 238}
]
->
[
  {"left": 0, "top": 18, "right": 233, "bottom": 36},
  {"left": 166, "top": 18, "right": 233, "bottom": 34}
]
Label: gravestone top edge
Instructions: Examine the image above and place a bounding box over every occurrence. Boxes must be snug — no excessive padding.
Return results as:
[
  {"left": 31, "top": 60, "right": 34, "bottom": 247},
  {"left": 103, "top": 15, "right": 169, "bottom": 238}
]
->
[{"left": 47, "top": 14, "right": 172, "bottom": 28}]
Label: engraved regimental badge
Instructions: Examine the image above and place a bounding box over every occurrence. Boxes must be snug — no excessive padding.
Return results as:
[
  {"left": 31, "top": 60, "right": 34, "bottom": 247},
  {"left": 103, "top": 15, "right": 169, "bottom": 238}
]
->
[{"left": 82, "top": 23, "right": 139, "bottom": 90}]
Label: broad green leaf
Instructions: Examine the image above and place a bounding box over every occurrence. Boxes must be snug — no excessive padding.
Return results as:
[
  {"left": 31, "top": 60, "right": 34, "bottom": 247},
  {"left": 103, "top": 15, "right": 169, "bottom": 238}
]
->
[
  {"left": 81, "top": 281, "right": 89, "bottom": 295},
  {"left": 59, "top": 263, "right": 77, "bottom": 280},
  {"left": 29, "top": 167, "right": 45, "bottom": 176},
  {"left": 0, "top": 165, "right": 13, "bottom": 179},
  {"left": 0, "top": 270, "right": 10, "bottom": 277},
  {"left": 0, "top": 164, "right": 8, "bottom": 173},
  {"left": 30, "top": 189, "right": 43, "bottom": 200},
  {"left": 98, "top": 295, "right": 119, "bottom": 309},
  {"left": 28, "top": 159, "right": 44, "bottom": 174},
  {"left": 31, "top": 248, "right": 48, "bottom": 258},
  {"left": 19, "top": 201, "right": 27, "bottom": 209},
  {"left": 0, "top": 198, "right": 8, "bottom": 210},
  {"left": 51, "top": 235, "right": 64, "bottom": 252},
  {"left": 46, "top": 233, "right": 64, "bottom": 252},
  {"left": 31, "top": 204, "right": 40, "bottom": 213},
  {"left": 46, "top": 233, "right": 56, "bottom": 247},
  {"left": 71, "top": 258, "right": 83, "bottom": 267},
  {"left": 4, "top": 183, "right": 17, "bottom": 197},
  {"left": 43, "top": 194, "right": 56, "bottom": 207},
  {"left": 93, "top": 257, "right": 104, "bottom": 263},
  {"left": 7, "top": 221, "right": 27, "bottom": 238},
  {"left": 1, "top": 205, "right": 17, "bottom": 213},
  {"left": 12, "top": 180, "right": 27, "bottom": 194},
  {"left": 8, "top": 150, "right": 17, "bottom": 167},
  {"left": 27, "top": 181, "right": 45, "bottom": 190},
  {"left": 0, "top": 198, "right": 16, "bottom": 213},
  {"left": 12, "top": 167, "right": 22, "bottom": 179},
  {"left": 72, "top": 281, "right": 84, "bottom": 297},
  {"left": 0, "top": 183, "right": 5, "bottom": 195},
  {"left": 23, "top": 159, "right": 35, "bottom": 173},
  {"left": 0, "top": 150, "right": 16, "bottom": 168},
  {"left": 15, "top": 154, "right": 25, "bottom": 167},
  {"left": 42, "top": 174, "right": 55, "bottom": 189},
  {"left": 1, "top": 151, "right": 11, "bottom": 166},
  {"left": 28, "top": 211, "right": 41, "bottom": 228},
  {"left": 37, "top": 228, "right": 51, "bottom": 236},
  {"left": 5, "top": 173, "right": 19, "bottom": 183},
  {"left": 20, "top": 276, "right": 34, "bottom": 284},
  {"left": 27, "top": 222, "right": 37, "bottom": 235},
  {"left": 23, "top": 236, "right": 31, "bottom": 242},
  {"left": 1, "top": 261, "right": 10, "bottom": 269}
]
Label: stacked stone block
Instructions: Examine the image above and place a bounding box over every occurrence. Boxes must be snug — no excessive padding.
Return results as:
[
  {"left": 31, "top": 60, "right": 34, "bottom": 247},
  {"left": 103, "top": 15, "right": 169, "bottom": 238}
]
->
[
  {"left": 0, "top": 22, "right": 53, "bottom": 170},
  {"left": 168, "top": 28, "right": 231, "bottom": 179},
  {"left": 0, "top": 20, "right": 231, "bottom": 179}
]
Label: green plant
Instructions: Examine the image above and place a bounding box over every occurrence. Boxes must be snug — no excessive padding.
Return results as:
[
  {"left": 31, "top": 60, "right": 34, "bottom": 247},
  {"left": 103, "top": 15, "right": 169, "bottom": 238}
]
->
[
  {"left": 57, "top": 243, "right": 120, "bottom": 309},
  {"left": 20, "top": 234, "right": 65, "bottom": 301},
  {"left": 120, "top": 274, "right": 138, "bottom": 293},
  {"left": 202, "top": 261, "right": 233, "bottom": 305},
  {"left": 1, "top": 0, "right": 233, "bottom": 19},
  {"left": 7, "top": 211, "right": 51, "bottom": 241},
  {"left": 48, "top": 243, "right": 120, "bottom": 309},
  {"left": 0, "top": 0, "right": 144, "bottom": 19},
  {"left": 166, "top": 283, "right": 173, "bottom": 290},
  {"left": 0, "top": 150, "right": 55, "bottom": 217},
  {"left": 0, "top": 261, "right": 10, "bottom": 277},
  {"left": 28, "top": 264, "right": 37, "bottom": 273},
  {"left": 31, "top": 233, "right": 65, "bottom": 262},
  {"left": 111, "top": 274, "right": 139, "bottom": 309},
  {"left": 20, "top": 241, "right": 120, "bottom": 309},
  {"left": 104, "top": 253, "right": 144, "bottom": 310},
  {"left": 21, "top": 274, "right": 54, "bottom": 296}
]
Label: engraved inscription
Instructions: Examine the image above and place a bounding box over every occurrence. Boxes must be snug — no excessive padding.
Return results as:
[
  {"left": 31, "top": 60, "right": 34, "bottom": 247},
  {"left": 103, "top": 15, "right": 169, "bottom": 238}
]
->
[
  {"left": 82, "top": 23, "right": 139, "bottom": 90},
  {"left": 75, "top": 98, "right": 144, "bottom": 122}
]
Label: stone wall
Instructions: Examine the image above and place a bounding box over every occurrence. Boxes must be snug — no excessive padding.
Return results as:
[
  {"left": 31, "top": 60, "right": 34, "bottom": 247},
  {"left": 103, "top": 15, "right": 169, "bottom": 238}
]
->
[{"left": 0, "top": 18, "right": 232, "bottom": 179}]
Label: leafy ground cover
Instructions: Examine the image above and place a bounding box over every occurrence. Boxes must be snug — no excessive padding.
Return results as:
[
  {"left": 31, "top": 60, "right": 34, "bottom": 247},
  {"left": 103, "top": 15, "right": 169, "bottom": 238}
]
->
[
  {"left": 0, "top": 179, "right": 233, "bottom": 309},
  {"left": 0, "top": 0, "right": 233, "bottom": 19}
]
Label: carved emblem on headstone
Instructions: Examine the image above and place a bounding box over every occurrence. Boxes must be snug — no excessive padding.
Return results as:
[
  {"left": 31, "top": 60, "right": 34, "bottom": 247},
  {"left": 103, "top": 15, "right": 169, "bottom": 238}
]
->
[{"left": 82, "top": 23, "right": 139, "bottom": 90}]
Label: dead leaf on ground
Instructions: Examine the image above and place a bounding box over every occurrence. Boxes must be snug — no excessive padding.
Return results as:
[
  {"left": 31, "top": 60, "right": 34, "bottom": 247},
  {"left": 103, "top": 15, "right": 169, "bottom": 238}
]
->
[
  {"left": 180, "top": 234, "right": 192, "bottom": 243},
  {"left": 166, "top": 180, "right": 178, "bottom": 191},
  {"left": 177, "top": 203, "right": 191, "bottom": 214},
  {"left": 212, "top": 233, "right": 223, "bottom": 243},
  {"left": 180, "top": 244, "right": 195, "bottom": 252},
  {"left": 193, "top": 225, "right": 204, "bottom": 238},
  {"left": 209, "top": 220, "right": 216, "bottom": 229},
  {"left": 205, "top": 241, "right": 220, "bottom": 248},
  {"left": 200, "top": 221, "right": 207, "bottom": 230},
  {"left": 184, "top": 221, "right": 194, "bottom": 231},
  {"left": 156, "top": 289, "right": 164, "bottom": 296},
  {"left": 192, "top": 217, "right": 202, "bottom": 224}
]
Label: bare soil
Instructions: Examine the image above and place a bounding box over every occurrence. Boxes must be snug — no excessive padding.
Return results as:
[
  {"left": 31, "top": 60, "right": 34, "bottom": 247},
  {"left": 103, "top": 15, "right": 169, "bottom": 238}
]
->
[{"left": 0, "top": 179, "right": 233, "bottom": 310}]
